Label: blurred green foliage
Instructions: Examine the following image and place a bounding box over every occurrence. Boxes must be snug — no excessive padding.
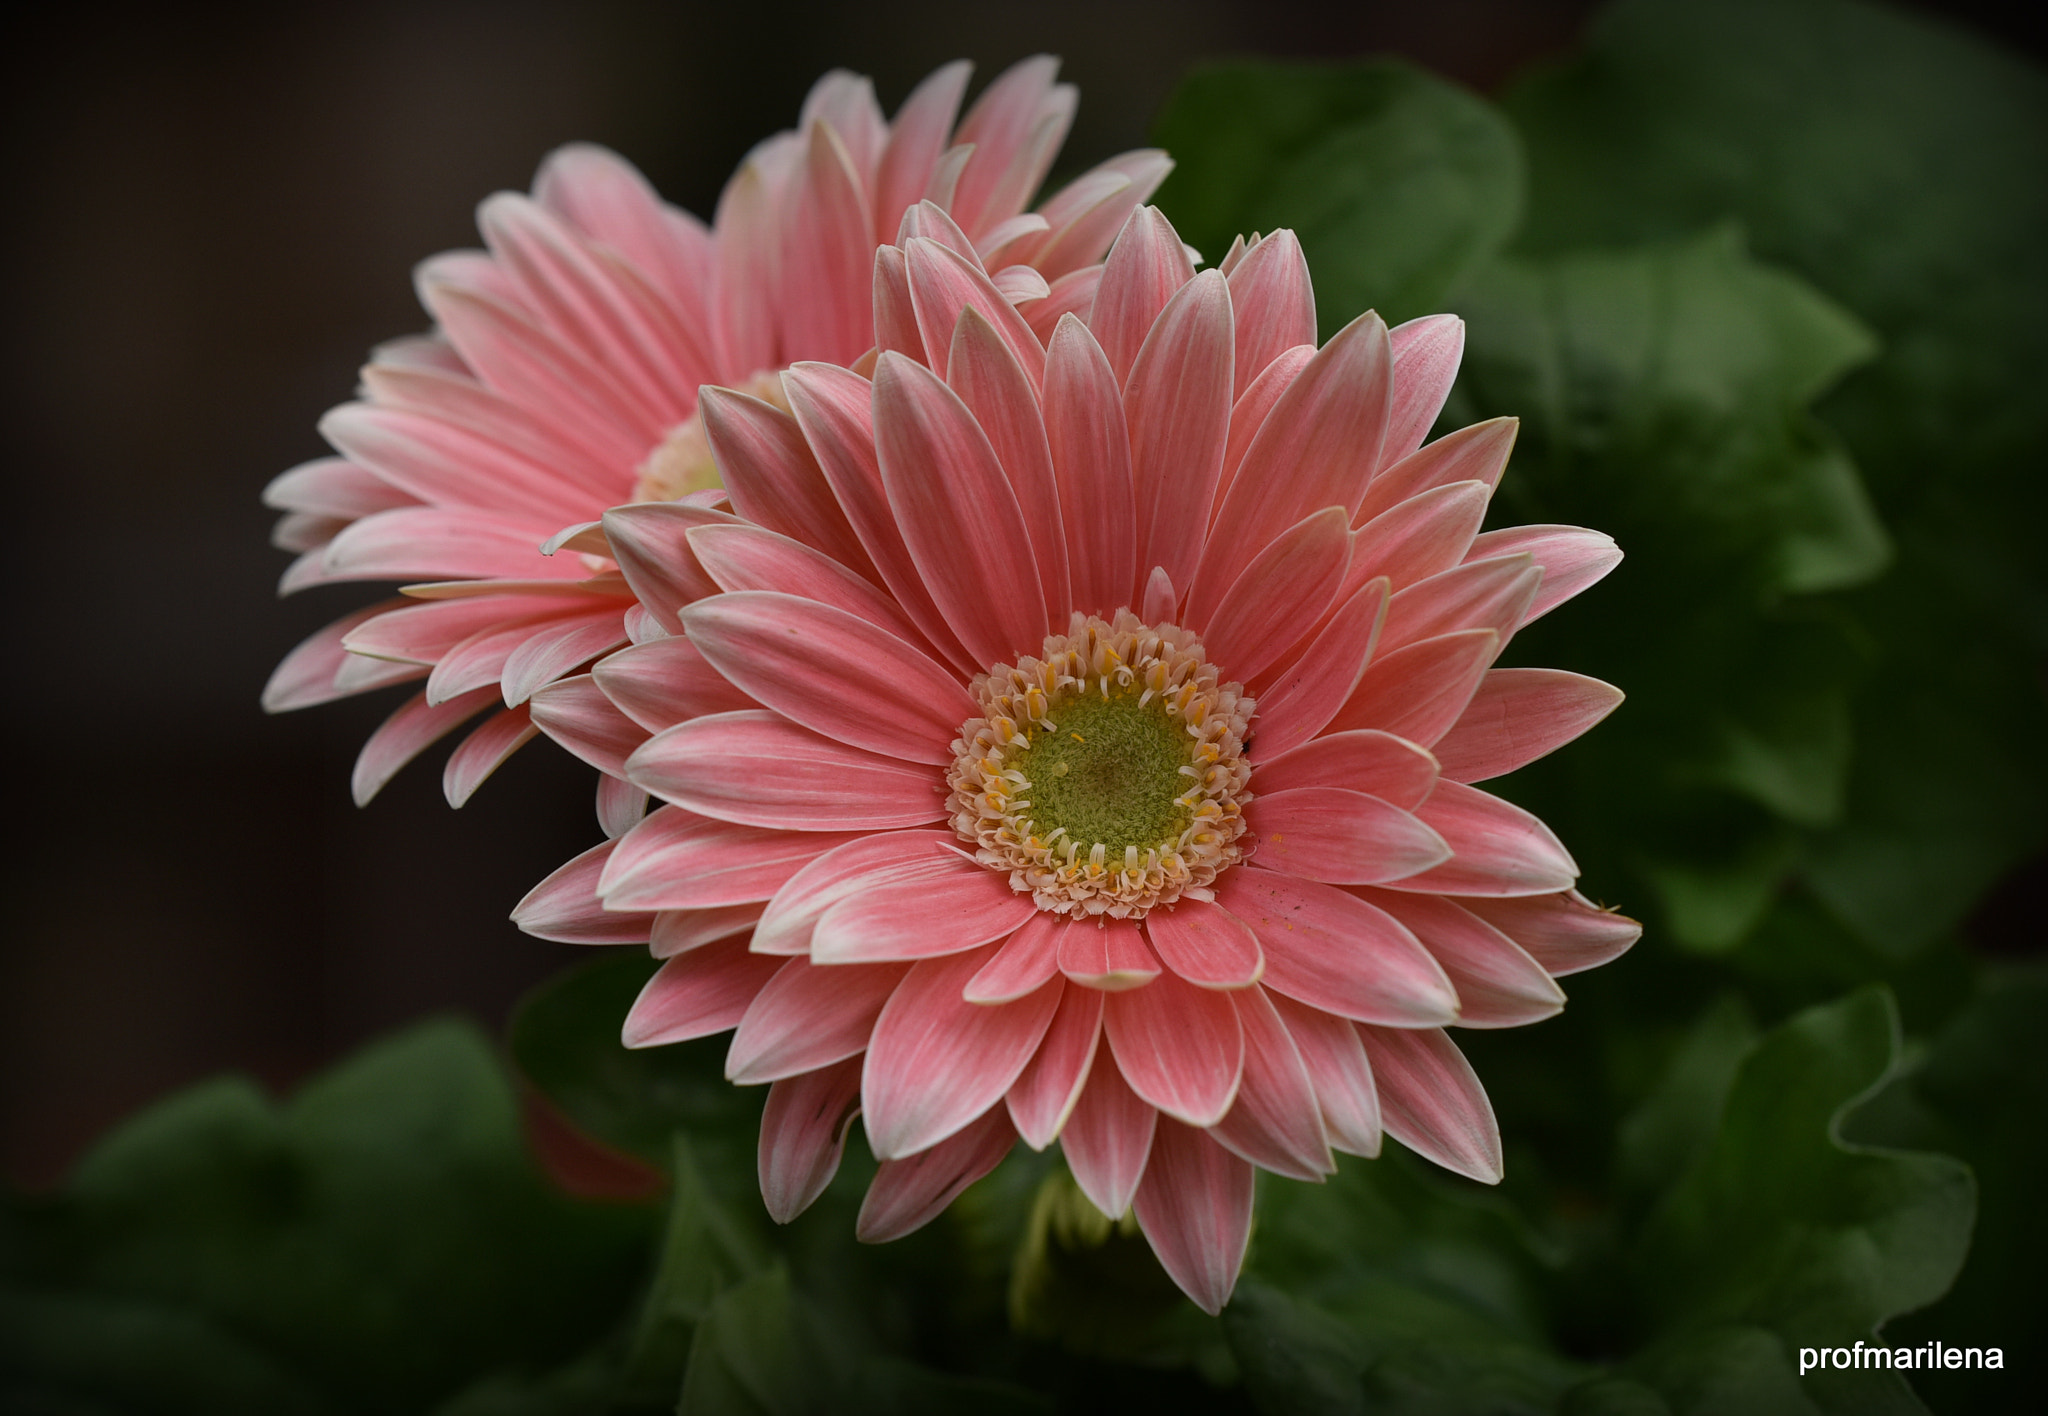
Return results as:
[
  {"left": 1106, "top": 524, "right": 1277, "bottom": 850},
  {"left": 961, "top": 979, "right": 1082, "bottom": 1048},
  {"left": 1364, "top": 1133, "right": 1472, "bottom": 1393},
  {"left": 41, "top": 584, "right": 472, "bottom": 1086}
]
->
[{"left": 7, "top": 1, "right": 2042, "bottom": 1411}]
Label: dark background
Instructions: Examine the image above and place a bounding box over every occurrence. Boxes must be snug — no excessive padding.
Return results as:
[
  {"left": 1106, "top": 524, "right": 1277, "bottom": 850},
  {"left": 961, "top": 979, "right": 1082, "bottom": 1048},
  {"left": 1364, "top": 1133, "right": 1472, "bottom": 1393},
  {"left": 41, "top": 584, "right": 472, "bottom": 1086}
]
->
[{"left": 0, "top": 0, "right": 2035, "bottom": 1190}]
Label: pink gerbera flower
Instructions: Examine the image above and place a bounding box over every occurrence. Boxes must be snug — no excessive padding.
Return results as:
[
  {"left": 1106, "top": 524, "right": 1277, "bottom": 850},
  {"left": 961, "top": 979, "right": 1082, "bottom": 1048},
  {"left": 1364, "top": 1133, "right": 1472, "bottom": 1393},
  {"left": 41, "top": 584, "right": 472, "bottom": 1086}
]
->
[
  {"left": 262, "top": 57, "right": 1169, "bottom": 828},
  {"left": 516, "top": 206, "right": 1640, "bottom": 1312}
]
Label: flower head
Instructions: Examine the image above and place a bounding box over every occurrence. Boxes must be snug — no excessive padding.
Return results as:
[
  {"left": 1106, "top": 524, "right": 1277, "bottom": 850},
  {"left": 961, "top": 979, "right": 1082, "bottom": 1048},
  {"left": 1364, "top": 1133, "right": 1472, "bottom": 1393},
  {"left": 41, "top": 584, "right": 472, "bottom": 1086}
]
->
[
  {"left": 517, "top": 207, "right": 1640, "bottom": 1312},
  {"left": 262, "top": 59, "right": 1169, "bottom": 826}
]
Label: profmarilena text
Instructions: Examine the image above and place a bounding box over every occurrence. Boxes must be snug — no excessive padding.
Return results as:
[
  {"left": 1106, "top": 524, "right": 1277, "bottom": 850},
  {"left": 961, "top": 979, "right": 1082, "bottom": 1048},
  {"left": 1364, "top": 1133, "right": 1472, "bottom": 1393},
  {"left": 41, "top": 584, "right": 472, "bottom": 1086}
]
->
[{"left": 1800, "top": 1342, "right": 2003, "bottom": 1375}]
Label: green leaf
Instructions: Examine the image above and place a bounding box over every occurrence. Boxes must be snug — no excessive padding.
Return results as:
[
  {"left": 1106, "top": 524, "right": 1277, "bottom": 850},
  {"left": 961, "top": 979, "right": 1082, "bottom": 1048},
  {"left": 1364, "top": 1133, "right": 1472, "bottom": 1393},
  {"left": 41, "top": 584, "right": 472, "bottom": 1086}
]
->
[{"left": 1152, "top": 59, "right": 1522, "bottom": 329}]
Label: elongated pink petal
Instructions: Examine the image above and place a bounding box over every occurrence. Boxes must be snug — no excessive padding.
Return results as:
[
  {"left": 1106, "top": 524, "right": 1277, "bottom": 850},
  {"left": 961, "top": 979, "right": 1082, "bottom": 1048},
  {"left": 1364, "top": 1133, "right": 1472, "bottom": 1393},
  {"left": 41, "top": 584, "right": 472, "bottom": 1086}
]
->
[
  {"left": 623, "top": 937, "right": 784, "bottom": 1048},
  {"left": 1089, "top": 206, "right": 1194, "bottom": 383},
  {"left": 444, "top": 706, "right": 538, "bottom": 806},
  {"left": 1132, "top": 1118, "right": 1254, "bottom": 1315},
  {"left": 949, "top": 55, "right": 1067, "bottom": 234},
  {"left": 1057, "top": 916, "right": 1163, "bottom": 990},
  {"left": 1355, "top": 889, "right": 1564, "bottom": 1028},
  {"left": 1212, "top": 345, "right": 1317, "bottom": 521},
  {"left": 681, "top": 592, "right": 975, "bottom": 765},
  {"left": 601, "top": 807, "right": 858, "bottom": 911},
  {"left": 1356, "top": 416, "right": 1518, "bottom": 526},
  {"left": 1252, "top": 729, "right": 1439, "bottom": 811},
  {"left": 759, "top": 1057, "right": 864, "bottom": 1223},
  {"left": 345, "top": 592, "right": 580, "bottom": 666},
  {"left": 726, "top": 958, "right": 912, "bottom": 1083},
  {"left": 709, "top": 148, "right": 782, "bottom": 379},
  {"left": 1384, "top": 780, "right": 1580, "bottom": 897},
  {"left": 1383, "top": 314, "right": 1465, "bottom": 469},
  {"left": 597, "top": 774, "right": 649, "bottom": 838},
  {"left": 700, "top": 387, "right": 873, "bottom": 578},
  {"left": 1198, "top": 508, "right": 1351, "bottom": 682},
  {"left": 1325, "top": 628, "right": 1498, "bottom": 745},
  {"left": 903, "top": 237, "right": 1046, "bottom": 390},
  {"left": 1043, "top": 315, "right": 1138, "bottom": 619},
  {"left": 751, "top": 830, "right": 959, "bottom": 956},
  {"left": 1357, "top": 1024, "right": 1502, "bottom": 1183},
  {"left": 686, "top": 523, "right": 925, "bottom": 644},
  {"left": 1024, "top": 266, "right": 1102, "bottom": 341},
  {"left": 1226, "top": 229, "right": 1316, "bottom": 398},
  {"left": 1467, "top": 525, "right": 1623, "bottom": 624},
  {"left": 780, "top": 119, "right": 875, "bottom": 365},
  {"left": 812, "top": 858, "right": 1038, "bottom": 964},
  {"left": 856, "top": 1104, "right": 1016, "bottom": 1243},
  {"left": 591, "top": 636, "right": 755, "bottom": 734},
  {"left": 500, "top": 609, "right": 627, "bottom": 705},
  {"left": 1190, "top": 312, "right": 1391, "bottom": 624},
  {"left": 319, "top": 402, "right": 593, "bottom": 525},
  {"left": 1432, "top": 669, "right": 1624, "bottom": 784},
  {"left": 1126, "top": 269, "right": 1234, "bottom": 601},
  {"left": 1060, "top": 1060, "right": 1157, "bottom": 1218},
  {"left": 1459, "top": 892, "right": 1641, "bottom": 977},
  {"left": 864, "top": 951, "right": 1064, "bottom": 1157},
  {"left": 1208, "top": 986, "right": 1333, "bottom": 1181},
  {"left": 965, "top": 914, "right": 1062, "bottom": 1003},
  {"left": 1102, "top": 968, "right": 1243, "bottom": 1127},
  {"left": 263, "top": 455, "right": 418, "bottom": 519},
  {"left": 1142, "top": 900, "right": 1263, "bottom": 989},
  {"left": 1249, "top": 579, "right": 1388, "bottom": 760},
  {"left": 263, "top": 600, "right": 410, "bottom": 712},
  {"left": 875, "top": 62, "right": 971, "bottom": 242},
  {"left": 946, "top": 307, "right": 1070, "bottom": 625},
  {"left": 1352, "top": 481, "right": 1491, "bottom": 591},
  {"left": 1213, "top": 869, "right": 1459, "bottom": 1026},
  {"left": 352, "top": 686, "right": 497, "bottom": 806},
  {"left": 512, "top": 838, "right": 651, "bottom": 944},
  {"left": 1008, "top": 983, "right": 1104, "bottom": 1148},
  {"left": 1245, "top": 788, "right": 1452, "bottom": 885},
  {"left": 425, "top": 613, "right": 563, "bottom": 706},
  {"left": 600, "top": 502, "right": 729, "bottom": 632},
  {"left": 528, "top": 674, "right": 647, "bottom": 776},
  {"left": 316, "top": 507, "right": 575, "bottom": 586},
  {"left": 649, "top": 903, "right": 763, "bottom": 958},
  {"left": 627, "top": 711, "right": 946, "bottom": 829},
  {"left": 1268, "top": 992, "right": 1381, "bottom": 1157},
  {"left": 1382, "top": 554, "right": 1540, "bottom": 652},
  {"left": 872, "top": 353, "right": 1047, "bottom": 667},
  {"left": 1030, "top": 150, "right": 1173, "bottom": 282}
]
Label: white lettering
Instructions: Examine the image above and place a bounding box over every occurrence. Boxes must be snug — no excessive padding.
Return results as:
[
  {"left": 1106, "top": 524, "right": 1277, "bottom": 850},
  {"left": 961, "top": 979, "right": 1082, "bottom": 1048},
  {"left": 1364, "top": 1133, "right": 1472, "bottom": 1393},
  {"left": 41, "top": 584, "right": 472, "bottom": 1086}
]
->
[{"left": 1799, "top": 1349, "right": 1818, "bottom": 1376}]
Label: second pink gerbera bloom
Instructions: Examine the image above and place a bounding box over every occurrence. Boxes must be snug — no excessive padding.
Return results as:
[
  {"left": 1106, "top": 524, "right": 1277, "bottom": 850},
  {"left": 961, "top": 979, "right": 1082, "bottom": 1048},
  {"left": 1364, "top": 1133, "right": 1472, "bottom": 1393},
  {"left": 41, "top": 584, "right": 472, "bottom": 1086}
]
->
[{"left": 519, "top": 206, "right": 1639, "bottom": 1312}]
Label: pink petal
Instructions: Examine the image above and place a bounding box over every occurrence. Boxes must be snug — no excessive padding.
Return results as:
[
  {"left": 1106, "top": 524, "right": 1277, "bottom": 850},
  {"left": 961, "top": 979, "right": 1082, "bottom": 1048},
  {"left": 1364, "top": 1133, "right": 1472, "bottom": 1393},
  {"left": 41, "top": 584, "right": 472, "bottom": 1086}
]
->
[
  {"left": 1357, "top": 1024, "right": 1502, "bottom": 1184},
  {"left": 1268, "top": 992, "right": 1381, "bottom": 1157},
  {"left": 1057, "top": 916, "right": 1163, "bottom": 991},
  {"left": 352, "top": 686, "right": 497, "bottom": 806},
  {"left": 856, "top": 1104, "right": 1016, "bottom": 1243},
  {"left": 875, "top": 62, "right": 972, "bottom": 242},
  {"left": 709, "top": 149, "right": 782, "bottom": 380},
  {"left": 443, "top": 706, "right": 539, "bottom": 806},
  {"left": 1245, "top": 788, "right": 1453, "bottom": 885},
  {"left": 1142, "top": 564, "right": 1178, "bottom": 624},
  {"left": 725, "top": 957, "right": 912, "bottom": 1083},
  {"left": 945, "top": 307, "right": 1070, "bottom": 625},
  {"left": 1126, "top": 270, "right": 1235, "bottom": 601},
  {"left": 863, "top": 950, "right": 1064, "bottom": 1157},
  {"left": 1383, "top": 780, "right": 1580, "bottom": 897},
  {"left": 424, "top": 613, "right": 564, "bottom": 706},
  {"left": 1102, "top": 968, "right": 1244, "bottom": 1127},
  {"left": 1459, "top": 892, "right": 1642, "bottom": 977},
  {"left": 597, "top": 773, "right": 649, "bottom": 838},
  {"left": 1198, "top": 508, "right": 1351, "bottom": 683},
  {"left": 345, "top": 592, "right": 579, "bottom": 667},
  {"left": 949, "top": 55, "right": 1068, "bottom": 235},
  {"left": 622, "top": 937, "right": 784, "bottom": 1048},
  {"left": 1432, "top": 669, "right": 1625, "bottom": 784},
  {"left": 649, "top": 903, "right": 764, "bottom": 958},
  {"left": 600, "top": 806, "right": 858, "bottom": 910},
  {"left": 1351, "top": 481, "right": 1491, "bottom": 591},
  {"left": 780, "top": 119, "right": 875, "bottom": 366},
  {"left": 872, "top": 353, "right": 1047, "bottom": 668},
  {"left": 591, "top": 636, "right": 756, "bottom": 734},
  {"left": 700, "top": 387, "right": 873, "bottom": 579},
  {"left": 263, "top": 455, "right": 417, "bottom": 520},
  {"left": 318, "top": 402, "right": 591, "bottom": 526},
  {"left": 1141, "top": 900, "right": 1264, "bottom": 989},
  {"left": 812, "top": 858, "right": 1038, "bottom": 964},
  {"left": 1248, "top": 579, "right": 1389, "bottom": 761},
  {"left": 752, "top": 830, "right": 960, "bottom": 956},
  {"left": 1252, "top": 729, "right": 1439, "bottom": 811},
  {"left": 1207, "top": 985, "right": 1334, "bottom": 1181},
  {"left": 680, "top": 592, "right": 975, "bottom": 765},
  {"left": 626, "top": 711, "right": 946, "bottom": 830},
  {"left": 1060, "top": 1059, "right": 1158, "bottom": 1218},
  {"left": 528, "top": 673, "right": 647, "bottom": 776},
  {"left": 758, "top": 1056, "right": 864, "bottom": 1223},
  {"left": 512, "top": 838, "right": 651, "bottom": 944},
  {"left": 1088, "top": 206, "right": 1194, "bottom": 384},
  {"left": 1212, "top": 869, "right": 1459, "bottom": 1026},
  {"left": 1024, "top": 266, "right": 1102, "bottom": 341},
  {"left": 1042, "top": 315, "right": 1138, "bottom": 620},
  {"left": 499, "top": 608, "right": 628, "bottom": 706},
  {"left": 1212, "top": 345, "right": 1317, "bottom": 521},
  {"left": 686, "top": 522, "right": 926, "bottom": 645},
  {"left": 1382, "top": 554, "right": 1540, "bottom": 651},
  {"left": 1355, "top": 889, "right": 1565, "bottom": 1028},
  {"left": 1467, "top": 525, "right": 1623, "bottom": 624},
  {"left": 903, "top": 237, "right": 1046, "bottom": 390},
  {"left": 1355, "top": 416, "right": 1518, "bottom": 527},
  {"left": 600, "top": 502, "right": 729, "bottom": 633},
  {"left": 1325, "top": 627, "right": 1499, "bottom": 746},
  {"left": 263, "top": 600, "right": 410, "bottom": 712},
  {"left": 965, "top": 913, "right": 1063, "bottom": 1003},
  {"left": 1132, "top": 1118, "right": 1254, "bottom": 1315},
  {"left": 1226, "top": 229, "right": 1317, "bottom": 398},
  {"left": 1028, "top": 150, "right": 1173, "bottom": 282},
  {"left": 1007, "top": 984, "right": 1105, "bottom": 1148},
  {"left": 315, "top": 507, "right": 575, "bottom": 586},
  {"left": 1383, "top": 314, "right": 1465, "bottom": 469}
]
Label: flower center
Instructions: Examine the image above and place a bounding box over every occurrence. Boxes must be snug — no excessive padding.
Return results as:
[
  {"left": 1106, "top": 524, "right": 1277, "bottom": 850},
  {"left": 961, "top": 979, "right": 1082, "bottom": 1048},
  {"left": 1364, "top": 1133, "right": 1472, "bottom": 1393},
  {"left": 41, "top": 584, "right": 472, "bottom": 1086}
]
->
[
  {"left": 947, "top": 611, "right": 1255, "bottom": 918},
  {"left": 631, "top": 368, "right": 789, "bottom": 502}
]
